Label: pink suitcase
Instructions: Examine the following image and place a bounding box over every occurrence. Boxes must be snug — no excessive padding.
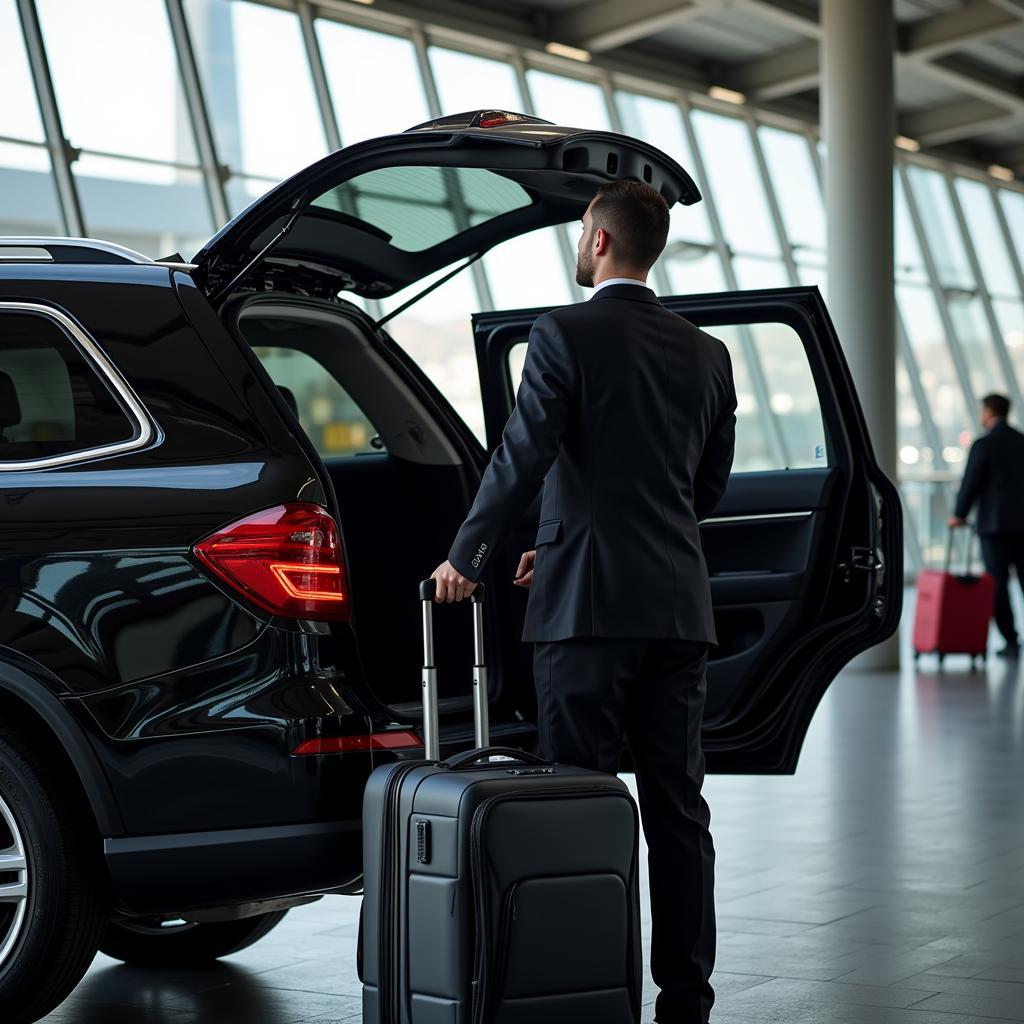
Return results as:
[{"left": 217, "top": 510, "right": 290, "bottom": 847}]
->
[{"left": 913, "top": 527, "right": 994, "bottom": 668}]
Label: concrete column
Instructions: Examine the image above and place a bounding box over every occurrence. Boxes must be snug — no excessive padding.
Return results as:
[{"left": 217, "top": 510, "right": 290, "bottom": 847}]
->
[{"left": 822, "top": 0, "right": 899, "bottom": 669}]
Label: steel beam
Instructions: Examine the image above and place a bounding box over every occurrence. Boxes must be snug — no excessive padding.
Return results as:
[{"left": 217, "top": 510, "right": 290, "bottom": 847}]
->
[
  {"left": 898, "top": 0, "right": 1021, "bottom": 60},
  {"left": 547, "top": 0, "right": 699, "bottom": 53},
  {"left": 900, "top": 96, "right": 1018, "bottom": 147}
]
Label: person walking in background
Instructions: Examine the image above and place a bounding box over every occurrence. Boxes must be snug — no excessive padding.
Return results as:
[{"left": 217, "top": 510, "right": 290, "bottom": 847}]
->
[
  {"left": 949, "top": 393, "right": 1024, "bottom": 658},
  {"left": 428, "top": 180, "right": 737, "bottom": 1024}
]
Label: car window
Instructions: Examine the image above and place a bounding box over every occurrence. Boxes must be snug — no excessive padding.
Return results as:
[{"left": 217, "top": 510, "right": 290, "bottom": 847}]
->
[
  {"left": 0, "top": 309, "right": 137, "bottom": 464},
  {"left": 251, "top": 346, "right": 380, "bottom": 457},
  {"left": 312, "top": 166, "right": 533, "bottom": 253},
  {"left": 506, "top": 319, "right": 827, "bottom": 472}
]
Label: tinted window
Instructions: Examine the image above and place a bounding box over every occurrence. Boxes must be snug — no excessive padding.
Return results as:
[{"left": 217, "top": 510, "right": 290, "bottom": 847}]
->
[
  {"left": 0, "top": 310, "right": 136, "bottom": 463},
  {"left": 312, "top": 166, "right": 533, "bottom": 252},
  {"left": 252, "top": 346, "right": 379, "bottom": 457}
]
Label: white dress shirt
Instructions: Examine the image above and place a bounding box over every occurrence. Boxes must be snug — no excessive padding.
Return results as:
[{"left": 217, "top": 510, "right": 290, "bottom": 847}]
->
[{"left": 590, "top": 277, "right": 649, "bottom": 297}]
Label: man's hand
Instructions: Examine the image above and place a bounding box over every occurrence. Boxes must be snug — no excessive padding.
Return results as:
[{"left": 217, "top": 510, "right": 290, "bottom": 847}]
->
[
  {"left": 514, "top": 550, "right": 536, "bottom": 588},
  {"left": 431, "top": 560, "right": 478, "bottom": 603},
  {"left": 948, "top": 515, "right": 967, "bottom": 528}
]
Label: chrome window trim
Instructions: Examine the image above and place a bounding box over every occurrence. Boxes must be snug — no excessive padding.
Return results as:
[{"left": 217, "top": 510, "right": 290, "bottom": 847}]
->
[
  {"left": 702, "top": 510, "right": 814, "bottom": 525},
  {"left": 0, "top": 301, "right": 157, "bottom": 472}
]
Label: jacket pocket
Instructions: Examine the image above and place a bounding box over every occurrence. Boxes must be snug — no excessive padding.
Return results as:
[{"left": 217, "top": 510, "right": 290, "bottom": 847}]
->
[{"left": 534, "top": 519, "right": 563, "bottom": 546}]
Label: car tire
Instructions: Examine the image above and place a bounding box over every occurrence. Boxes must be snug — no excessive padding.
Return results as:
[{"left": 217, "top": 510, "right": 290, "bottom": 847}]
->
[
  {"left": 0, "top": 725, "right": 108, "bottom": 1024},
  {"left": 99, "top": 909, "right": 289, "bottom": 967}
]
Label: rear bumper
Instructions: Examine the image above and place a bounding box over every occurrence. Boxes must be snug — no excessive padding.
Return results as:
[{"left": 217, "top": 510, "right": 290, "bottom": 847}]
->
[{"left": 105, "top": 819, "right": 363, "bottom": 915}]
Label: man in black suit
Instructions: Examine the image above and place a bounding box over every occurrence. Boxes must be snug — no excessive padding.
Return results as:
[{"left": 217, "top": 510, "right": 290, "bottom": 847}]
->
[
  {"left": 431, "top": 180, "right": 736, "bottom": 1024},
  {"left": 950, "top": 393, "right": 1024, "bottom": 658}
]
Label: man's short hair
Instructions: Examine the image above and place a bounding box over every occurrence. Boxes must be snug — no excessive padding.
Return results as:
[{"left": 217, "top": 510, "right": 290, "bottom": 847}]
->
[
  {"left": 982, "top": 393, "right": 1011, "bottom": 419},
  {"left": 590, "top": 180, "right": 670, "bottom": 270}
]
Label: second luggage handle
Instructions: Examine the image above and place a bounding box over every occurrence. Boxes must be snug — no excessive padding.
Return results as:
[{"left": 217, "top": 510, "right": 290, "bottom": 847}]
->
[
  {"left": 418, "top": 578, "right": 488, "bottom": 761},
  {"left": 945, "top": 522, "right": 977, "bottom": 576}
]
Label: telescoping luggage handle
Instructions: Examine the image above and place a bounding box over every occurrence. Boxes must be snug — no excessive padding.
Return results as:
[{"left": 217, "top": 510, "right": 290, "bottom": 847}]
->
[
  {"left": 418, "top": 578, "right": 488, "bottom": 762},
  {"left": 945, "top": 523, "right": 978, "bottom": 577}
]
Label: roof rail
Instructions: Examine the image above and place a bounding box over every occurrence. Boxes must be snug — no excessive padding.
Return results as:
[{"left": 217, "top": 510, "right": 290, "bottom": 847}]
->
[{"left": 0, "top": 237, "right": 153, "bottom": 265}]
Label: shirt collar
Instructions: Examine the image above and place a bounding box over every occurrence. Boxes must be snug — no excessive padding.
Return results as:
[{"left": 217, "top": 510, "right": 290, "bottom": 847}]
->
[{"left": 591, "top": 277, "right": 649, "bottom": 297}]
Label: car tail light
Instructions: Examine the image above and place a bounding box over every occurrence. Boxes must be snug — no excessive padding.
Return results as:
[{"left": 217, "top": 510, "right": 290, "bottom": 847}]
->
[
  {"left": 292, "top": 731, "right": 422, "bottom": 755},
  {"left": 194, "top": 503, "right": 350, "bottom": 621}
]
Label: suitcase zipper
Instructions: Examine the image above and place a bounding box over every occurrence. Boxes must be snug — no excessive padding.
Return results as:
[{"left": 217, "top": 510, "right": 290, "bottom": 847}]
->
[
  {"left": 467, "top": 784, "right": 637, "bottom": 1024},
  {"left": 378, "top": 761, "right": 421, "bottom": 1024}
]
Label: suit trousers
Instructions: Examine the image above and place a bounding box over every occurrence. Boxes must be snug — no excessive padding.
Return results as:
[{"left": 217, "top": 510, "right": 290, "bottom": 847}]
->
[
  {"left": 980, "top": 534, "right": 1024, "bottom": 646},
  {"left": 533, "top": 636, "right": 716, "bottom": 1024}
]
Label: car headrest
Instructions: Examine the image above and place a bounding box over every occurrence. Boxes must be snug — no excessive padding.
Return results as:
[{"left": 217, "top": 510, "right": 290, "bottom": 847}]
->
[
  {"left": 0, "top": 372, "right": 21, "bottom": 430},
  {"left": 277, "top": 385, "right": 298, "bottom": 418}
]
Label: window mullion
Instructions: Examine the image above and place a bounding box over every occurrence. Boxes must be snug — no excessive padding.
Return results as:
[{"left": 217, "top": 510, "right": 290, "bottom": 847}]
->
[
  {"left": 164, "top": 0, "right": 229, "bottom": 229},
  {"left": 509, "top": 52, "right": 585, "bottom": 305},
  {"left": 15, "top": 0, "right": 84, "bottom": 235},
  {"left": 676, "top": 96, "right": 792, "bottom": 469},
  {"left": 745, "top": 115, "right": 800, "bottom": 286},
  {"left": 410, "top": 25, "right": 496, "bottom": 312},
  {"left": 943, "top": 170, "right": 1024, "bottom": 411},
  {"left": 897, "top": 160, "right": 979, "bottom": 415}
]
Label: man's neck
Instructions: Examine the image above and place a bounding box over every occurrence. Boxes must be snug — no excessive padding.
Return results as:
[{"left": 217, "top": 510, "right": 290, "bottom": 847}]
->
[{"left": 592, "top": 273, "right": 648, "bottom": 290}]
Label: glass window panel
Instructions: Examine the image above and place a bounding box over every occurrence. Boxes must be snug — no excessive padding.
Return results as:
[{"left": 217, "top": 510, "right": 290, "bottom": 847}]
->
[
  {"left": 954, "top": 178, "right": 1018, "bottom": 298},
  {"left": 797, "top": 261, "right": 827, "bottom": 298},
  {"left": 896, "top": 357, "right": 929, "bottom": 461},
  {"left": 0, "top": 0, "right": 44, "bottom": 142},
  {"left": 37, "top": 0, "right": 197, "bottom": 165},
  {"left": 732, "top": 257, "right": 789, "bottom": 289},
  {"left": 186, "top": 0, "right": 325, "bottom": 180},
  {"left": 894, "top": 170, "right": 928, "bottom": 284},
  {"left": 73, "top": 157, "right": 212, "bottom": 260},
  {"left": 758, "top": 126, "right": 823, "bottom": 253},
  {"left": 998, "top": 189, "right": 1024, "bottom": 273},
  {"left": 993, "top": 297, "right": 1024, "bottom": 394},
  {"left": 0, "top": 142, "right": 61, "bottom": 235},
  {"left": 663, "top": 247, "right": 725, "bottom": 295},
  {"left": 226, "top": 175, "right": 278, "bottom": 215},
  {"left": 946, "top": 295, "right": 1009, "bottom": 398},
  {"left": 484, "top": 228, "right": 573, "bottom": 309},
  {"left": 614, "top": 91, "right": 713, "bottom": 246},
  {"left": 429, "top": 47, "right": 522, "bottom": 114},
  {"left": 251, "top": 346, "right": 379, "bottom": 457},
  {"left": 905, "top": 164, "right": 974, "bottom": 290},
  {"left": 690, "top": 109, "right": 779, "bottom": 258},
  {"left": 379, "top": 265, "right": 485, "bottom": 442},
  {"left": 318, "top": 22, "right": 429, "bottom": 146},
  {"left": 897, "top": 282, "right": 971, "bottom": 457},
  {"left": 525, "top": 70, "right": 610, "bottom": 129}
]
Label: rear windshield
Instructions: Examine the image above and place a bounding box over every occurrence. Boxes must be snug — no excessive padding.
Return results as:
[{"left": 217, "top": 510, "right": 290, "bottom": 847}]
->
[{"left": 312, "top": 166, "right": 532, "bottom": 252}]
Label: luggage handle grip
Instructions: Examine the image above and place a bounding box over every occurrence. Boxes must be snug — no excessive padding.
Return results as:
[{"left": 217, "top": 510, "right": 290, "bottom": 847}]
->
[
  {"left": 419, "top": 578, "right": 485, "bottom": 603},
  {"left": 418, "top": 579, "right": 489, "bottom": 761},
  {"left": 440, "top": 746, "right": 548, "bottom": 770}
]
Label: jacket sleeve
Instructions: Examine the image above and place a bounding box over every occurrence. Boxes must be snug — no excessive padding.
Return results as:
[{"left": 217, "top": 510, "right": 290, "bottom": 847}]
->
[
  {"left": 954, "top": 438, "right": 988, "bottom": 520},
  {"left": 694, "top": 349, "right": 737, "bottom": 523},
  {"left": 448, "top": 313, "right": 578, "bottom": 581}
]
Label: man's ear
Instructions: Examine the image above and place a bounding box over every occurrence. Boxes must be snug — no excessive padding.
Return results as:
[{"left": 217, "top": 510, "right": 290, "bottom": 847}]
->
[{"left": 593, "top": 227, "right": 610, "bottom": 257}]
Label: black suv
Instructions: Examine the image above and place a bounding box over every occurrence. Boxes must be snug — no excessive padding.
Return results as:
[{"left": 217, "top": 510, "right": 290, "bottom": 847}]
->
[{"left": 0, "top": 111, "right": 901, "bottom": 1023}]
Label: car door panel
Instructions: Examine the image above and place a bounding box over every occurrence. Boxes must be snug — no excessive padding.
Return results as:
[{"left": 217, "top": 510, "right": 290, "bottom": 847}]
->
[{"left": 473, "top": 287, "right": 902, "bottom": 773}]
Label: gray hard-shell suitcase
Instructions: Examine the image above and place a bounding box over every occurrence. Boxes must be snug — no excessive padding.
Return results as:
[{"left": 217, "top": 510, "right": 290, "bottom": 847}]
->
[{"left": 360, "top": 580, "right": 643, "bottom": 1024}]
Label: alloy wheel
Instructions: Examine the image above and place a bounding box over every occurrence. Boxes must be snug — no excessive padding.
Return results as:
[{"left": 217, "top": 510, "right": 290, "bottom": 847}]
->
[{"left": 0, "top": 793, "right": 29, "bottom": 968}]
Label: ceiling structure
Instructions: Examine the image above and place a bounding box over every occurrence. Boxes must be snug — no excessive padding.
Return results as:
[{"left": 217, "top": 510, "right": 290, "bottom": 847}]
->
[{"left": 359, "top": 0, "right": 1024, "bottom": 176}]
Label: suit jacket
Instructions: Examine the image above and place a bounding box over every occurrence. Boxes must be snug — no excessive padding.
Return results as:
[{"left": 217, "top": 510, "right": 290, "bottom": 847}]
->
[
  {"left": 448, "top": 284, "right": 737, "bottom": 643},
  {"left": 954, "top": 420, "right": 1024, "bottom": 536}
]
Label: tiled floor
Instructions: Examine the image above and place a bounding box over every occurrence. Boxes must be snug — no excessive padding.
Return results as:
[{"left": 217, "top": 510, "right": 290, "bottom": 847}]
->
[{"left": 48, "top": 601, "right": 1024, "bottom": 1023}]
